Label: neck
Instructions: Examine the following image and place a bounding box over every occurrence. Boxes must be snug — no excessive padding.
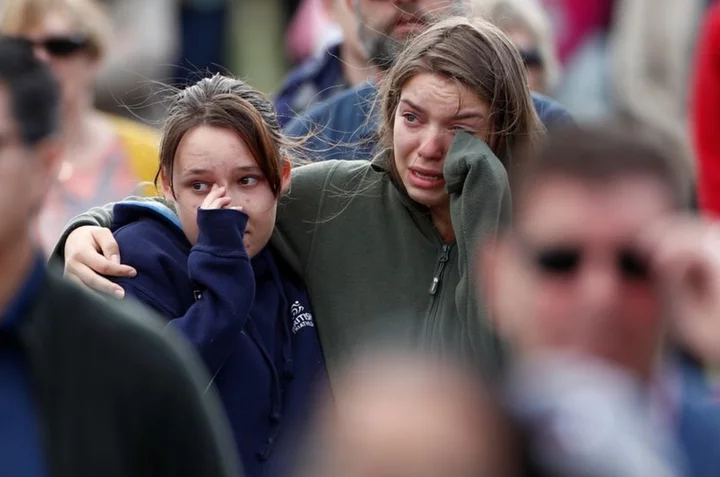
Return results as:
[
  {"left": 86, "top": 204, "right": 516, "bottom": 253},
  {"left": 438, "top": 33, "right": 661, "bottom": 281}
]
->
[
  {"left": 431, "top": 206, "right": 455, "bottom": 243},
  {"left": 340, "top": 42, "right": 379, "bottom": 87},
  {"left": 62, "top": 95, "right": 99, "bottom": 160},
  {"left": 0, "top": 236, "right": 35, "bottom": 323}
]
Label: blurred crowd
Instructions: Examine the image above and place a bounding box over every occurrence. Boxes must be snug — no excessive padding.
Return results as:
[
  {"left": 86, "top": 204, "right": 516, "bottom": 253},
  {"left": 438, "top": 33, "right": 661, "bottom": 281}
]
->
[{"left": 1, "top": 1, "right": 720, "bottom": 477}]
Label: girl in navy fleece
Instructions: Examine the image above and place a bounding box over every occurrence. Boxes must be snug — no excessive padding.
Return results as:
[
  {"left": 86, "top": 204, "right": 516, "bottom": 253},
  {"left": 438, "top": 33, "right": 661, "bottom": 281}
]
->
[{"left": 107, "top": 74, "right": 326, "bottom": 477}]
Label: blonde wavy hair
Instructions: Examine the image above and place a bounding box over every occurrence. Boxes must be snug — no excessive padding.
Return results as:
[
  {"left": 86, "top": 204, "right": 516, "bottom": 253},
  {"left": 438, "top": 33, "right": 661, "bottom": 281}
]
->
[{"left": 0, "top": 0, "right": 112, "bottom": 60}]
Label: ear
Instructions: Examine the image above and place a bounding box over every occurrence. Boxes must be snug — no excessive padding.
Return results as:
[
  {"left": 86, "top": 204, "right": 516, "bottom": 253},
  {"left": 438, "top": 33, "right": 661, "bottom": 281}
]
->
[
  {"left": 280, "top": 160, "right": 292, "bottom": 194},
  {"left": 159, "top": 170, "right": 175, "bottom": 202}
]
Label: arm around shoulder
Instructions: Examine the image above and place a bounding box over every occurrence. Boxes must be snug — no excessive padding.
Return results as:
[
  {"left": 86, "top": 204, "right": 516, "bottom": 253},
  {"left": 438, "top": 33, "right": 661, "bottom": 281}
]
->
[{"left": 49, "top": 196, "right": 174, "bottom": 265}]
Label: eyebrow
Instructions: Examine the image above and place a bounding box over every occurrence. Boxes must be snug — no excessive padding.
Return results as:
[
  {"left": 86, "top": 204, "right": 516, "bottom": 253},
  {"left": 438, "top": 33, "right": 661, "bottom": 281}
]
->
[
  {"left": 399, "top": 98, "right": 485, "bottom": 121},
  {"left": 182, "top": 165, "right": 263, "bottom": 175}
]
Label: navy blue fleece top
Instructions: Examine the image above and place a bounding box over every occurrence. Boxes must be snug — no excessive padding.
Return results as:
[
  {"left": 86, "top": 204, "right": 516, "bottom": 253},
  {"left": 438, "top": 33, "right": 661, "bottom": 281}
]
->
[
  {"left": 0, "top": 256, "right": 48, "bottom": 477},
  {"left": 109, "top": 202, "right": 326, "bottom": 477}
]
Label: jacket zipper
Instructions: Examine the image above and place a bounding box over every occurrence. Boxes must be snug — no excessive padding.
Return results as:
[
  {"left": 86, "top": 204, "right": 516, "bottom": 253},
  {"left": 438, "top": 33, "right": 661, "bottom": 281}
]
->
[{"left": 429, "top": 244, "right": 452, "bottom": 295}]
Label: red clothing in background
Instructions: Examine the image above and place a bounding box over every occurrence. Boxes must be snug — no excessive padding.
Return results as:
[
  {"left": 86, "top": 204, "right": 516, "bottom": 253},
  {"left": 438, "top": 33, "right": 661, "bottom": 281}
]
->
[
  {"left": 693, "top": 2, "right": 720, "bottom": 218},
  {"left": 540, "top": 0, "right": 614, "bottom": 64}
]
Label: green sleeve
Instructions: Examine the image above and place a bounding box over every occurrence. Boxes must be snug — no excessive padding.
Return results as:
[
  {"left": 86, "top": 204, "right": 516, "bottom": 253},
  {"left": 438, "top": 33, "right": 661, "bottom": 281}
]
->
[
  {"left": 272, "top": 161, "right": 339, "bottom": 276},
  {"left": 444, "top": 132, "right": 511, "bottom": 373},
  {"left": 48, "top": 196, "right": 174, "bottom": 266}
]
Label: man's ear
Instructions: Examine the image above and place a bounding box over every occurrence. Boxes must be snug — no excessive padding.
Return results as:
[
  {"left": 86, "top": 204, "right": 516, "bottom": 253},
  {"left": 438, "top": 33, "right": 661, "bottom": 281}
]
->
[{"left": 280, "top": 160, "right": 292, "bottom": 194}]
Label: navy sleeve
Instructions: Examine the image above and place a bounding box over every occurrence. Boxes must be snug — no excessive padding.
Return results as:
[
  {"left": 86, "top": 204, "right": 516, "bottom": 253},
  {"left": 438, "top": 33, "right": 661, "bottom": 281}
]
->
[
  {"left": 113, "top": 209, "right": 255, "bottom": 379},
  {"left": 168, "top": 208, "right": 255, "bottom": 378}
]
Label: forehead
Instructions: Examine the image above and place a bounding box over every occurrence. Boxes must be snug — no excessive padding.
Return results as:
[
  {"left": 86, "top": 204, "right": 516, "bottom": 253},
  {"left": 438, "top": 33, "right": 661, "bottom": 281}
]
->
[
  {"left": 175, "top": 126, "right": 258, "bottom": 172},
  {"left": 517, "top": 175, "right": 674, "bottom": 242},
  {"left": 399, "top": 73, "right": 488, "bottom": 117},
  {"left": 22, "top": 9, "right": 78, "bottom": 36}
]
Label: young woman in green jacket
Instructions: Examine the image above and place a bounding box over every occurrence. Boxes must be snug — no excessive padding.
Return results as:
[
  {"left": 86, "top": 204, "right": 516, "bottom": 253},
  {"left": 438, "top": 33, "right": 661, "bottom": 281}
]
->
[{"left": 54, "top": 18, "right": 544, "bottom": 385}]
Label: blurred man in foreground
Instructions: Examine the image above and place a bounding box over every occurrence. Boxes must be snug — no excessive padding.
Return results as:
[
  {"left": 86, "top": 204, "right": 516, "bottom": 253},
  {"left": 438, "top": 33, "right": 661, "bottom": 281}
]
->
[
  {"left": 0, "top": 36, "right": 239, "bottom": 477},
  {"left": 481, "top": 124, "right": 720, "bottom": 477}
]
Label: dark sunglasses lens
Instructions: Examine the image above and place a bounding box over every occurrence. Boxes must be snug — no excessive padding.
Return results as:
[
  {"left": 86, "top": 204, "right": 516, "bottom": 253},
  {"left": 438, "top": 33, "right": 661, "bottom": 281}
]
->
[
  {"left": 44, "top": 38, "right": 85, "bottom": 56},
  {"left": 619, "top": 251, "right": 650, "bottom": 280},
  {"left": 535, "top": 248, "right": 580, "bottom": 275},
  {"left": 520, "top": 49, "right": 543, "bottom": 68}
]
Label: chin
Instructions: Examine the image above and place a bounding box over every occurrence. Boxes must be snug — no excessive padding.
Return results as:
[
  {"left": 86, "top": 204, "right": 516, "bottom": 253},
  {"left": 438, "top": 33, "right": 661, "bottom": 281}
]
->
[{"left": 406, "top": 187, "right": 446, "bottom": 209}]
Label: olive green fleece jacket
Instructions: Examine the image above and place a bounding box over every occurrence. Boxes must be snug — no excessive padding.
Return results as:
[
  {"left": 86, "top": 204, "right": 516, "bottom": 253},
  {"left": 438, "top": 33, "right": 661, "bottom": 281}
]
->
[{"left": 51, "top": 132, "right": 510, "bottom": 385}]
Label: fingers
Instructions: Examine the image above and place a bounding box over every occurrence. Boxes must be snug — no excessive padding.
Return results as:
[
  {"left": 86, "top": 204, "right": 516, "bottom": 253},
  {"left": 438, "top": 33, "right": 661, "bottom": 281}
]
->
[
  {"left": 201, "top": 184, "right": 227, "bottom": 210},
  {"left": 66, "top": 262, "right": 127, "bottom": 298},
  {"left": 92, "top": 227, "right": 123, "bottom": 264},
  {"left": 200, "top": 185, "right": 241, "bottom": 210}
]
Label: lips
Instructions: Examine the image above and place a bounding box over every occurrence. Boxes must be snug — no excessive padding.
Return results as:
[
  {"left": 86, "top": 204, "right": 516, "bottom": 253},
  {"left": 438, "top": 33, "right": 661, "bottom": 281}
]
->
[
  {"left": 392, "top": 16, "right": 425, "bottom": 35},
  {"left": 408, "top": 167, "right": 445, "bottom": 190}
]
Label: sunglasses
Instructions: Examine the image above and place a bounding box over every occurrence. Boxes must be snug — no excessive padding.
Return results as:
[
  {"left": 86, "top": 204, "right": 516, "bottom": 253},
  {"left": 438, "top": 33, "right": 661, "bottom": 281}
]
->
[
  {"left": 519, "top": 49, "right": 544, "bottom": 69},
  {"left": 16, "top": 35, "right": 90, "bottom": 57},
  {"left": 514, "top": 236, "right": 652, "bottom": 282}
]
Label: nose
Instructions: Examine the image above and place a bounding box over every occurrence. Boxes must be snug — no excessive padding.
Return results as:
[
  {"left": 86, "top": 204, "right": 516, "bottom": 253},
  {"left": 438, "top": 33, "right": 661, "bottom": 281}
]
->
[
  {"left": 33, "top": 45, "right": 51, "bottom": 64},
  {"left": 577, "top": 257, "right": 622, "bottom": 318},
  {"left": 416, "top": 129, "right": 450, "bottom": 162}
]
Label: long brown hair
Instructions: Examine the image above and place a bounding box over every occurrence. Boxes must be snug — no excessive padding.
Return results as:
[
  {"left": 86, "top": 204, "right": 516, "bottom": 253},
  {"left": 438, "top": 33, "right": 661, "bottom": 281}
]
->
[
  {"left": 377, "top": 17, "right": 544, "bottom": 177},
  {"left": 157, "top": 74, "right": 290, "bottom": 197}
]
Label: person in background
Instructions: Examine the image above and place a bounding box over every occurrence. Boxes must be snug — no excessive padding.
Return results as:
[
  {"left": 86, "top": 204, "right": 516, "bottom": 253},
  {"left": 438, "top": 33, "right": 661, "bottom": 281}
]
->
[
  {"left": 274, "top": 0, "right": 376, "bottom": 126},
  {"left": 294, "top": 351, "right": 522, "bottom": 477},
  {"left": 0, "top": 0, "right": 160, "bottom": 253},
  {"left": 94, "top": 0, "right": 179, "bottom": 122},
  {"left": 0, "top": 35, "right": 240, "bottom": 477},
  {"left": 480, "top": 124, "right": 720, "bottom": 477},
  {"left": 283, "top": 0, "right": 571, "bottom": 162},
  {"left": 472, "top": 0, "right": 561, "bottom": 96},
  {"left": 106, "top": 74, "right": 327, "bottom": 477},
  {"left": 172, "top": 0, "right": 229, "bottom": 86},
  {"left": 692, "top": 1, "right": 720, "bottom": 219}
]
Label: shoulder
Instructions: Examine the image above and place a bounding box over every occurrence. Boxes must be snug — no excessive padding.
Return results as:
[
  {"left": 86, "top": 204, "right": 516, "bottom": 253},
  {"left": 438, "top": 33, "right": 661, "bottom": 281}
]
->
[
  {"left": 285, "top": 82, "right": 377, "bottom": 135},
  {"left": 113, "top": 212, "right": 186, "bottom": 260},
  {"left": 290, "top": 159, "right": 377, "bottom": 191}
]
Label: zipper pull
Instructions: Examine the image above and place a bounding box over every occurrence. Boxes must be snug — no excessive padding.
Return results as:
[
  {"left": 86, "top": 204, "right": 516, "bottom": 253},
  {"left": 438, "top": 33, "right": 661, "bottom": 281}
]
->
[
  {"left": 429, "top": 277, "right": 440, "bottom": 295},
  {"left": 429, "top": 245, "right": 452, "bottom": 295}
]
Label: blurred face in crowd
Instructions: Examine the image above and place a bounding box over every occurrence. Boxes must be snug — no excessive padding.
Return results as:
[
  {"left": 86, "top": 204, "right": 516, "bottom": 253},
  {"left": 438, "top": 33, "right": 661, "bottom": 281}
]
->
[
  {"left": 299, "top": 354, "right": 518, "bottom": 477},
  {"left": 483, "top": 174, "right": 675, "bottom": 381},
  {"left": 325, "top": 0, "right": 366, "bottom": 61},
  {"left": 348, "top": 0, "right": 464, "bottom": 69},
  {"left": 393, "top": 73, "right": 489, "bottom": 216},
  {"left": 0, "top": 83, "right": 58, "bottom": 247},
  {"left": 502, "top": 24, "right": 546, "bottom": 94},
  {"left": 20, "top": 10, "right": 99, "bottom": 110}
]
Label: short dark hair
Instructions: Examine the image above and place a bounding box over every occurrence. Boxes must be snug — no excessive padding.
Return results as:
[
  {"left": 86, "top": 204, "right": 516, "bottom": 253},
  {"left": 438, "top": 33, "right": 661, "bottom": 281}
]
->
[
  {"left": 512, "top": 123, "right": 692, "bottom": 215},
  {"left": 0, "top": 36, "right": 59, "bottom": 145}
]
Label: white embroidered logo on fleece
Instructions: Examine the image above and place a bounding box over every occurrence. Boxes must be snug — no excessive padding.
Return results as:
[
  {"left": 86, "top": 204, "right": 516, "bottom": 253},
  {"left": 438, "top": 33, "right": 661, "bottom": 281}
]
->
[{"left": 290, "top": 301, "right": 314, "bottom": 334}]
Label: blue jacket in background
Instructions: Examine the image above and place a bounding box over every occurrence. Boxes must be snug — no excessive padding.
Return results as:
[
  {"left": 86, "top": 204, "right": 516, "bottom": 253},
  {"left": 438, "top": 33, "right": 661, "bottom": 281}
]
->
[
  {"left": 109, "top": 202, "right": 327, "bottom": 477},
  {"left": 284, "top": 81, "right": 574, "bottom": 161},
  {"left": 274, "top": 41, "right": 349, "bottom": 128},
  {"left": 674, "top": 356, "right": 720, "bottom": 477}
]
